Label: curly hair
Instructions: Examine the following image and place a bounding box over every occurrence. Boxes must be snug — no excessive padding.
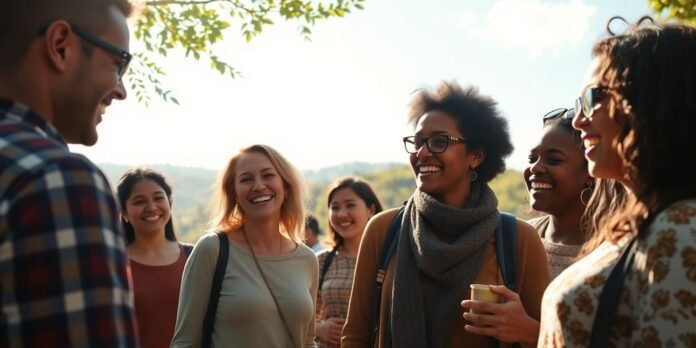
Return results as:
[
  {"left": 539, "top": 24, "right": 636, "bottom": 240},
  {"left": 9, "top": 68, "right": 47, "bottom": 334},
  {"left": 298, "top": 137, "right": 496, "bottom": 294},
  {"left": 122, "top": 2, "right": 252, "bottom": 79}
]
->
[
  {"left": 407, "top": 81, "right": 513, "bottom": 183},
  {"left": 591, "top": 17, "right": 696, "bottom": 239}
]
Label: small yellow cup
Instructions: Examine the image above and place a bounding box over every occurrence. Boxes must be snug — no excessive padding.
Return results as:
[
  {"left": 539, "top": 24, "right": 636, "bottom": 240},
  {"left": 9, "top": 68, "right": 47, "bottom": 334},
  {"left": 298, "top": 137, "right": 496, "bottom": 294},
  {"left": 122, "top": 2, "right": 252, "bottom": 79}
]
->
[{"left": 469, "top": 284, "right": 499, "bottom": 314}]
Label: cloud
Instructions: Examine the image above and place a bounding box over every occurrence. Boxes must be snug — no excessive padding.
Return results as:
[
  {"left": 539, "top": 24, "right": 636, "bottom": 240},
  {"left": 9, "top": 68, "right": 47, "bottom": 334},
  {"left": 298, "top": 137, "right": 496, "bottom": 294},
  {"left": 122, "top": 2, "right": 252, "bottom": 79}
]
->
[{"left": 459, "top": 0, "right": 597, "bottom": 57}]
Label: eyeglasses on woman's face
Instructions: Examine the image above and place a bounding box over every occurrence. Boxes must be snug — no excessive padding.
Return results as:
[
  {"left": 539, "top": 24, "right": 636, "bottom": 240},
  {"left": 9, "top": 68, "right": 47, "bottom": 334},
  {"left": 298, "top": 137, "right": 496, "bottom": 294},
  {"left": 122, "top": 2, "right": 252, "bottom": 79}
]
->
[
  {"left": 575, "top": 85, "right": 609, "bottom": 118},
  {"left": 402, "top": 134, "right": 467, "bottom": 154}
]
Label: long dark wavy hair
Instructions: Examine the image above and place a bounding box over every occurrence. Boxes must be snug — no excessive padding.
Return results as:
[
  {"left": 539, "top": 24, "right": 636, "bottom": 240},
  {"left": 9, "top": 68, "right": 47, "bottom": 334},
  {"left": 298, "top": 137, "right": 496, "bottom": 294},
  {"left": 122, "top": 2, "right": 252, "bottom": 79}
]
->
[
  {"left": 326, "top": 176, "right": 383, "bottom": 250},
  {"left": 116, "top": 167, "right": 177, "bottom": 244},
  {"left": 591, "top": 16, "right": 696, "bottom": 241}
]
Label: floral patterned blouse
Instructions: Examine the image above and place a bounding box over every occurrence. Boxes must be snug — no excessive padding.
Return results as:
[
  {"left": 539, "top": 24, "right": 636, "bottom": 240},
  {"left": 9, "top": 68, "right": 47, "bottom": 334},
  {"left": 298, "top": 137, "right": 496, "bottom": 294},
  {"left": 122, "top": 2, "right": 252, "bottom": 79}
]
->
[{"left": 538, "top": 200, "right": 696, "bottom": 347}]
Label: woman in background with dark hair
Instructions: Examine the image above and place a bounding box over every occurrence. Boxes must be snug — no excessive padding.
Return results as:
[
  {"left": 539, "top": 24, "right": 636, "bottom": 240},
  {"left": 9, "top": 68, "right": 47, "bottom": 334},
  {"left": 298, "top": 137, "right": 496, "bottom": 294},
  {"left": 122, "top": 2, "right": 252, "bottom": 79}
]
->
[
  {"left": 116, "top": 167, "right": 193, "bottom": 348},
  {"left": 316, "top": 176, "right": 383, "bottom": 347},
  {"left": 538, "top": 17, "right": 696, "bottom": 347}
]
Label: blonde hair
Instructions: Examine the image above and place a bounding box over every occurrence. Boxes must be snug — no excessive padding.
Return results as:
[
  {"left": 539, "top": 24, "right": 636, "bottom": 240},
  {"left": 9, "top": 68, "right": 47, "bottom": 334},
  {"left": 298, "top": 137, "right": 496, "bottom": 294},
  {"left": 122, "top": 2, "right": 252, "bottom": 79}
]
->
[{"left": 210, "top": 144, "right": 306, "bottom": 243}]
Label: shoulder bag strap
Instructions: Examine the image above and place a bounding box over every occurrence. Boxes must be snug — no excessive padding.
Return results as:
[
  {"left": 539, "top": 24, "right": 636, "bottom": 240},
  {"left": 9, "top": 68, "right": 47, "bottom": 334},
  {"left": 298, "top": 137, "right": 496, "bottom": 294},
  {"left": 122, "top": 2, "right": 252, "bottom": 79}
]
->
[
  {"left": 201, "top": 232, "right": 229, "bottom": 348},
  {"left": 319, "top": 247, "right": 338, "bottom": 291},
  {"left": 588, "top": 236, "right": 639, "bottom": 348},
  {"left": 370, "top": 207, "right": 405, "bottom": 347},
  {"left": 496, "top": 212, "right": 518, "bottom": 291}
]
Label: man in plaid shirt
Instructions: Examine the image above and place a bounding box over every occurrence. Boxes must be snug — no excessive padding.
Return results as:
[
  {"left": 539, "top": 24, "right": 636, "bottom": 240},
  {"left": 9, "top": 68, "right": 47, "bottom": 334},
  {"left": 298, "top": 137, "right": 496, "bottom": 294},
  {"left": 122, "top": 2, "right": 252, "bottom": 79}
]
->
[{"left": 0, "top": 0, "right": 138, "bottom": 346}]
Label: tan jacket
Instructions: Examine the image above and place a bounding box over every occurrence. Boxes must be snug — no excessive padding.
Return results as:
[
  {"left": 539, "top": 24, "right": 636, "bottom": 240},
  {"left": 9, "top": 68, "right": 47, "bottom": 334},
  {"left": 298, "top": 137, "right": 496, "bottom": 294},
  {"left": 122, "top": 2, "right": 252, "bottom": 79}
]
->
[{"left": 342, "top": 208, "right": 550, "bottom": 348}]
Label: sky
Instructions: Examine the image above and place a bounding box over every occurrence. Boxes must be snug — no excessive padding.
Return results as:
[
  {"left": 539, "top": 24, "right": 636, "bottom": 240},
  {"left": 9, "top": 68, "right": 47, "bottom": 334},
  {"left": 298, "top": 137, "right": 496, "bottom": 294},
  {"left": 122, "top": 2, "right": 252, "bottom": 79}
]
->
[{"left": 70, "top": 0, "right": 652, "bottom": 173}]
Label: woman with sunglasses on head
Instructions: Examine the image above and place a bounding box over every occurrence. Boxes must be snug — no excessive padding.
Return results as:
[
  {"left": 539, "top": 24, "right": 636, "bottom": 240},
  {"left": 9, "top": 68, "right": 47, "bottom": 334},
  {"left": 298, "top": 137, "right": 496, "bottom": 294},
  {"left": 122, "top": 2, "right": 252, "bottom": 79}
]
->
[
  {"left": 116, "top": 167, "right": 193, "bottom": 348},
  {"left": 172, "top": 144, "right": 318, "bottom": 348},
  {"left": 315, "top": 177, "right": 383, "bottom": 347},
  {"left": 462, "top": 109, "right": 626, "bottom": 346},
  {"left": 342, "top": 81, "right": 550, "bottom": 348},
  {"left": 537, "top": 17, "right": 696, "bottom": 347}
]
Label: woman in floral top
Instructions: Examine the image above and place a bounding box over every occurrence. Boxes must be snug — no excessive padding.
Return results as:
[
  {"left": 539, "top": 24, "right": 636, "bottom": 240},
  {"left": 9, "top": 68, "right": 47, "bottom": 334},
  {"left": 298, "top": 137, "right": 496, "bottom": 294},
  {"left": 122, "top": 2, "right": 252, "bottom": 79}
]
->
[
  {"left": 537, "top": 17, "right": 696, "bottom": 347},
  {"left": 315, "top": 177, "right": 383, "bottom": 347}
]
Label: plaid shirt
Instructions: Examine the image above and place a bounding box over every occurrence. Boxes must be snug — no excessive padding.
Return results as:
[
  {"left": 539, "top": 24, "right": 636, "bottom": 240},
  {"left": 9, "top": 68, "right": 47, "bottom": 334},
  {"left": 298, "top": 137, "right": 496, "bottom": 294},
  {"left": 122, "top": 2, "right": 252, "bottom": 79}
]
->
[{"left": 0, "top": 99, "right": 138, "bottom": 347}]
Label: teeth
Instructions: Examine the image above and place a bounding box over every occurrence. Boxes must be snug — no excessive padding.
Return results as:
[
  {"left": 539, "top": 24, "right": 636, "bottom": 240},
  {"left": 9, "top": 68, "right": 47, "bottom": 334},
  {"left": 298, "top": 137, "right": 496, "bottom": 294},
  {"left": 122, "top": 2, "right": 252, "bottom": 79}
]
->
[
  {"left": 251, "top": 195, "right": 272, "bottom": 203},
  {"left": 339, "top": 222, "right": 352, "bottom": 227},
  {"left": 419, "top": 166, "right": 440, "bottom": 173},
  {"left": 143, "top": 215, "right": 160, "bottom": 222},
  {"left": 584, "top": 138, "right": 599, "bottom": 147},
  {"left": 531, "top": 182, "right": 553, "bottom": 190}
]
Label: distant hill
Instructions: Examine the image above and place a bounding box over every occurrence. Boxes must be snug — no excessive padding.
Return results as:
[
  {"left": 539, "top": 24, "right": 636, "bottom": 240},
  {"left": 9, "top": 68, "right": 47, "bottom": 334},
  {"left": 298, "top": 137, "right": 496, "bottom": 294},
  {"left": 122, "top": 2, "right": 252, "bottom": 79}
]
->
[
  {"left": 97, "top": 162, "right": 531, "bottom": 243},
  {"left": 302, "top": 162, "right": 406, "bottom": 182}
]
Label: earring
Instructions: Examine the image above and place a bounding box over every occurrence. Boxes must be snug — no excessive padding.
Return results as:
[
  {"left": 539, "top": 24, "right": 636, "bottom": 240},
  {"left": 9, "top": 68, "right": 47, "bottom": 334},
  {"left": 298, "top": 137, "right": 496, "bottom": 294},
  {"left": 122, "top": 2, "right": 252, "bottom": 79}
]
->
[
  {"left": 469, "top": 167, "right": 478, "bottom": 182},
  {"left": 580, "top": 186, "right": 593, "bottom": 206}
]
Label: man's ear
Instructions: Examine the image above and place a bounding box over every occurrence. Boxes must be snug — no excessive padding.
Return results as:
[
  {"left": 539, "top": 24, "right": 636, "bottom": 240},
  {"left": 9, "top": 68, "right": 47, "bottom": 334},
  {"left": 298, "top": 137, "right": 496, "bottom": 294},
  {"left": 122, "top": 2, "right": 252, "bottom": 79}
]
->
[{"left": 42, "top": 21, "right": 75, "bottom": 74}]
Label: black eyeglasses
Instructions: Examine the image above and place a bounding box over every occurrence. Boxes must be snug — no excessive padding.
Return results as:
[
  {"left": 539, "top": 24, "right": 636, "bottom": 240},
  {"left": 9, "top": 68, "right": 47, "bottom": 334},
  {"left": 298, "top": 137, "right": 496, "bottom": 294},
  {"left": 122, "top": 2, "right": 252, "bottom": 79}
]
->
[
  {"left": 70, "top": 25, "right": 131, "bottom": 81},
  {"left": 575, "top": 85, "right": 609, "bottom": 118},
  {"left": 39, "top": 23, "right": 132, "bottom": 81},
  {"left": 402, "top": 134, "right": 467, "bottom": 154},
  {"left": 542, "top": 108, "right": 576, "bottom": 124}
]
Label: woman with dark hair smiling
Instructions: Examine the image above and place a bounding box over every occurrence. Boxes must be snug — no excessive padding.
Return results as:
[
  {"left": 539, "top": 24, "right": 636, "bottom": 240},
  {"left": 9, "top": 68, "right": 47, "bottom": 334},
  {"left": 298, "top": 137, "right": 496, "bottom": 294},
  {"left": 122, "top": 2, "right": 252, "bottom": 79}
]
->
[
  {"left": 116, "top": 167, "right": 193, "bottom": 348},
  {"left": 316, "top": 176, "right": 383, "bottom": 347},
  {"left": 538, "top": 17, "right": 696, "bottom": 347},
  {"left": 342, "top": 81, "right": 550, "bottom": 348}
]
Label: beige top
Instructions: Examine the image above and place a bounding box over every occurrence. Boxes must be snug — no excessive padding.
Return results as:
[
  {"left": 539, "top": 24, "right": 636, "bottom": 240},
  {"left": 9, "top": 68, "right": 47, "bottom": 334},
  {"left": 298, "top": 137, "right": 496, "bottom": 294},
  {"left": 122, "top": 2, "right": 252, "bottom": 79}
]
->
[
  {"left": 538, "top": 200, "right": 696, "bottom": 347},
  {"left": 171, "top": 232, "right": 319, "bottom": 348},
  {"left": 528, "top": 215, "right": 582, "bottom": 280},
  {"left": 342, "top": 208, "right": 551, "bottom": 348}
]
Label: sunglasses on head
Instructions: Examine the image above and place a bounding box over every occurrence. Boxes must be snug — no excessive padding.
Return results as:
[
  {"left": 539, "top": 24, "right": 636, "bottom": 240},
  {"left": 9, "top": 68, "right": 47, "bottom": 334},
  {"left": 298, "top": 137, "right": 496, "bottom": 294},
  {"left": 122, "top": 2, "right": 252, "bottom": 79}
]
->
[
  {"left": 542, "top": 108, "right": 575, "bottom": 124},
  {"left": 575, "top": 85, "right": 609, "bottom": 118}
]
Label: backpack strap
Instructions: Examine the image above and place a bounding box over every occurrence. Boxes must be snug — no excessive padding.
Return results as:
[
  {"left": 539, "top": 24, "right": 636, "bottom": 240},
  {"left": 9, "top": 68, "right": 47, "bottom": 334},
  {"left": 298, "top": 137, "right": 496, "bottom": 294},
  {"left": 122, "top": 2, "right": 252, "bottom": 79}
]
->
[
  {"left": 370, "top": 207, "right": 405, "bottom": 347},
  {"left": 588, "top": 236, "right": 639, "bottom": 348},
  {"left": 182, "top": 243, "right": 194, "bottom": 257},
  {"left": 318, "top": 247, "right": 338, "bottom": 291},
  {"left": 201, "top": 232, "right": 229, "bottom": 348},
  {"left": 496, "top": 212, "right": 518, "bottom": 291}
]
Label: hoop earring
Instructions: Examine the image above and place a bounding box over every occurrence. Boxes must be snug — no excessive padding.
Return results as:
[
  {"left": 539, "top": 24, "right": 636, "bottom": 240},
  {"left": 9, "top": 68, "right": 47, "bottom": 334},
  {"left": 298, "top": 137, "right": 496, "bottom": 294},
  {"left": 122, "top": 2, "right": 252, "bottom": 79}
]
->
[
  {"left": 469, "top": 168, "right": 478, "bottom": 182},
  {"left": 580, "top": 186, "right": 593, "bottom": 206}
]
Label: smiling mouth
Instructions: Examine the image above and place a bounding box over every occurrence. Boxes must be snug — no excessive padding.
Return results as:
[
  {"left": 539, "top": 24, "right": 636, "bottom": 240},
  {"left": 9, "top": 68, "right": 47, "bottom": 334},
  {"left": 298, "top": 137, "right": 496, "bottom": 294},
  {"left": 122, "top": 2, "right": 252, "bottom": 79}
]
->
[
  {"left": 251, "top": 195, "right": 273, "bottom": 204},
  {"left": 418, "top": 165, "right": 441, "bottom": 174},
  {"left": 530, "top": 182, "right": 553, "bottom": 190}
]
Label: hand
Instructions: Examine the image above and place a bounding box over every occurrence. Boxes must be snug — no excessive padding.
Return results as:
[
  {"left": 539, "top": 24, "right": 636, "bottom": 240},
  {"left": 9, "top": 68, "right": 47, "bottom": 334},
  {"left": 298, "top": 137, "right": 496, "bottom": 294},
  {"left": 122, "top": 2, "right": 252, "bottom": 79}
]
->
[
  {"left": 316, "top": 317, "right": 346, "bottom": 345},
  {"left": 460, "top": 285, "right": 539, "bottom": 346}
]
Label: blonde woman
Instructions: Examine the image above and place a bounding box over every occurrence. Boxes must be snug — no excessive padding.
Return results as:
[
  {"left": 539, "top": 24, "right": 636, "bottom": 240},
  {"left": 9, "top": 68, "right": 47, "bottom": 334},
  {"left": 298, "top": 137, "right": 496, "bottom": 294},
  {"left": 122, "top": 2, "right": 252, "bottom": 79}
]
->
[{"left": 172, "top": 144, "right": 318, "bottom": 348}]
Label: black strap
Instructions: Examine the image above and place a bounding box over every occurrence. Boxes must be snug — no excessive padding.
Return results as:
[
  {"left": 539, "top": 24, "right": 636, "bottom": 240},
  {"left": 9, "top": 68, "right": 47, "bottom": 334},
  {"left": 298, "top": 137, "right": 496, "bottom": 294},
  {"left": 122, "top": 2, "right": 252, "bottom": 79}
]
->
[
  {"left": 201, "top": 232, "right": 229, "bottom": 348},
  {"left": 182, "top": 243, "right": 194, "bottom": 257},
  {"left": 588, "top": 236, "right": 639, "bottom": 348},
  {"left": 495, "top": 214, "right": 520, "bottom": 348},
  {"left": 370, "top": 207, "right": 404, "bottom": 347},
  {"left": 496, "top": 213, "right": 518, "bottom": 291},
  {"left": 318, "top": 247, "right": 338, "bottom": 291}
]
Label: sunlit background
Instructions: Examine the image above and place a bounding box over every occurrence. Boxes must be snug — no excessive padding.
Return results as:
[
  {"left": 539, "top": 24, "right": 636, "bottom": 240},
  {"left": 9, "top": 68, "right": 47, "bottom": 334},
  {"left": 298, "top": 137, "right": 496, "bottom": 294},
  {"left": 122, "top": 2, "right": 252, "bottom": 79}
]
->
[{"left": 71, "top": 0, "right": 649, "bottom": 173}]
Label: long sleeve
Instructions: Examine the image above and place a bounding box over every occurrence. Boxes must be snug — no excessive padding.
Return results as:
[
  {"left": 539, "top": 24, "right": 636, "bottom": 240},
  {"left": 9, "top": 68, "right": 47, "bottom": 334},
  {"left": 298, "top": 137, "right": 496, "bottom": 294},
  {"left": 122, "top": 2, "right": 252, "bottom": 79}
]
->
[
  {"left": 305, "top": 251, "right": 319, "bottom": 348},
  {"left": 171, "top": 233, "right": 220, "bottom": 348},
  {"left": 342, "top": 209, "right": 396, "bottom": 348},
  {"left": 630, "top": 203, "right": 696, "bottom": 346},
  {"left": 514, "top": 219, "right": 551, "bottom": 322},
  {"left": 0, "top": 156, "right": 138, "bottom": 347}
]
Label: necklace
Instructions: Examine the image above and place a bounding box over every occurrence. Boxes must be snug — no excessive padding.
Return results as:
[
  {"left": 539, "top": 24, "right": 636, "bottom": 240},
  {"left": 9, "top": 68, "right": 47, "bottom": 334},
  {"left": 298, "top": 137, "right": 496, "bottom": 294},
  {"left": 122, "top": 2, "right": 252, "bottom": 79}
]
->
[{"left": 241, "top": 229, "right": 297, "bottom": 348}]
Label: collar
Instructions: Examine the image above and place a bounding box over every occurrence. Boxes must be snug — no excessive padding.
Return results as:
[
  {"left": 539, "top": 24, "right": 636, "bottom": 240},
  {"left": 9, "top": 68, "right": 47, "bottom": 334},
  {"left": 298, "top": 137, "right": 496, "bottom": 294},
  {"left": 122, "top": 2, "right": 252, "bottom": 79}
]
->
[{"left": 0, "top": 98, "right": 66, "bottom": 145}]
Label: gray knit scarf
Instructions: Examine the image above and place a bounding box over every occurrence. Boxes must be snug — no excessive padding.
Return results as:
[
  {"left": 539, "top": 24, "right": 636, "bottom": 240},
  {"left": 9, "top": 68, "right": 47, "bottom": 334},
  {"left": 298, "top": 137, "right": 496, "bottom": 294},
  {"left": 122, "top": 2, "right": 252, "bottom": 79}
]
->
[{"left": 389, "top": 183, "right": 499, "bottom": 348}]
